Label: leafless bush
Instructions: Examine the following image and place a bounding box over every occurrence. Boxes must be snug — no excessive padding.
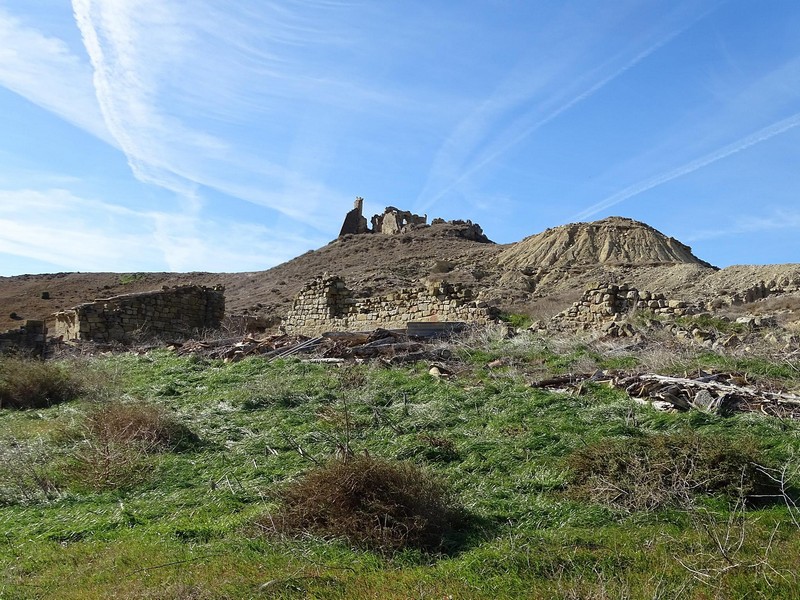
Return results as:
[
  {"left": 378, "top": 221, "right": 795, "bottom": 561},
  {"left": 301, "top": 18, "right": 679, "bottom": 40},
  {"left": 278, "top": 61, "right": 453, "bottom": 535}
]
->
[
  {"left": 85, "top": 401, "right": 197, "bottom": 450},
  {"left": 448, "top": 322, "right": 511, "bottom": 348},
  {"left": 667, "top": 495, "right": 800, "bottom": 590},
  {"left": 260, "top": 456, "right": 464, "bottom": 553},
  {"left": 754, "top": 463, "right": 800, "bottom": 528},
  {"left": 0, "top": 437, "right": 61, "bottom": 504},
  {"left": 566, "top": 432, "right": 780, "bottom": 512},
  {"left": 69, "top": 401, "right": 198, "bottom": 490}
]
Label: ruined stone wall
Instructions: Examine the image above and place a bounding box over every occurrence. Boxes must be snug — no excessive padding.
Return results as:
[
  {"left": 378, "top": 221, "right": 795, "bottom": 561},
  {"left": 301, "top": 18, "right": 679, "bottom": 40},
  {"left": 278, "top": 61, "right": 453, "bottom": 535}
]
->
[
  {"left": 552, "top": 283, "right": 702, "bottom": 330},
  {"left": 50, "top": 285, "right": 225, "bottom": 342},
  {"left": 339, "top": 196, "right": 369, "bottom": 236},
  {"left": 284, "top": 276, "right": 497, "bottom": 336},
  {"left": 371, "top": 207, "right": 427, "bottom": 234},
  {"left": 0, "top": 320, "right": 47, "bottom": 355}
]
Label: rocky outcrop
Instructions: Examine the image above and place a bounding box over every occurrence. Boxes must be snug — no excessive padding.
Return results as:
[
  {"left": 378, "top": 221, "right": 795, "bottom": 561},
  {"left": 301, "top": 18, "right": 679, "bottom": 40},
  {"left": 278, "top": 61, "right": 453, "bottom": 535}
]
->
[
  {"left": 50, "top": 285, "right": 225, "bottom": 343},
  {"left": 283, "top": 275, "right": 498, "bottom": 336},
  {"left": 429, "top": 218, "right": 491, "bottom": 243}
]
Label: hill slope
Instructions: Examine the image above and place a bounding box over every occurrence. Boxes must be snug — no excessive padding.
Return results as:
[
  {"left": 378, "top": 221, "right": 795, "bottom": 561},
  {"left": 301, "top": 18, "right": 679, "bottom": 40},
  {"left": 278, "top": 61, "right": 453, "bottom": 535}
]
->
[{"left": 2, "top": 215, "right": 799, "bottom": 331}]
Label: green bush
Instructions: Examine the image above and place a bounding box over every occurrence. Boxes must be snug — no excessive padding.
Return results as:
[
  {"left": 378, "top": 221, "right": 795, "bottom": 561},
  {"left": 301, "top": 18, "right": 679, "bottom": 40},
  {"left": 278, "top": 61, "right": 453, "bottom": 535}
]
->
[
  {"left": 565, "top": 431, "right": 781, "bottom": 511},
  {"left": 0, "top": 358, "right": 85, "bottom": 409},
  {"left": 675, "top": 313, "right": 745, "bottom": 335},
  {"left": 261, "top": 456, "right": 465, "bottom": 553},
  {"left": 118, "top": 272, "right": 145, "bottom": 285},
  {"left": 499, "top": 312, "right": 533, "bottom": 330}
]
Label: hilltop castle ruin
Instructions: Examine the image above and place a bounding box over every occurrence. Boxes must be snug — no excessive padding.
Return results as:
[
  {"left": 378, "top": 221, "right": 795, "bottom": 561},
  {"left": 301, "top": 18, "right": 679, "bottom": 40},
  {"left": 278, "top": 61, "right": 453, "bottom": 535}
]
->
[
  {"left": 339, "top": 196, "right": 491, "bottom": 242},
  {"left": 339, "top": 197, "right": 428, "bottom": 236}
]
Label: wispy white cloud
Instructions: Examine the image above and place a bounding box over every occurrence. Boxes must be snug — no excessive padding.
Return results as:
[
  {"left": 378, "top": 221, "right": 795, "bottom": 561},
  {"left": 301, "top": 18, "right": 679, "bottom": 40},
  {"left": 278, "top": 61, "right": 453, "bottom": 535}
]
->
[
  {"left": 0, "top": 189, "right": 158, "bottom": 271},
  {"left": 0, "top": 188, "right": 325, "bottom": 274},
  {"left": 70, "top": 0, "right": 356, "bottom": 227},
  {"left": 0, "top": 6, "right": 112, "bottom": 144},
  {"left": 72, "top": 0, "right": 223, "bottom": 198},
  {"left": 574, "top": 111, "right": 800, "bottom": 220}
]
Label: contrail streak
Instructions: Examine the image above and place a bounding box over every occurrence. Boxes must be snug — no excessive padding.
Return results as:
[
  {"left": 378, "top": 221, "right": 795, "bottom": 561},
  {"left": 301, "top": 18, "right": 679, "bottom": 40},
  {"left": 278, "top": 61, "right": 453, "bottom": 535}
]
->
[
  {"left": 418, "top": 37, "right": 673, "bottom": 212},
  {"left": 418, "top": 7, "right": 715, "bottom": 213},
  {"left": 574, "top": 111, "right": 800, "bottom": 221}
]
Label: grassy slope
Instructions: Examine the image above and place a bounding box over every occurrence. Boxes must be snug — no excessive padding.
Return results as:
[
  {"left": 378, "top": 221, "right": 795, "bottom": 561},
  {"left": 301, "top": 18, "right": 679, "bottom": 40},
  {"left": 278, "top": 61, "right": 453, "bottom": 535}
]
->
[{"left": 1, "top": 338, "right": 800, "bottom": 599}]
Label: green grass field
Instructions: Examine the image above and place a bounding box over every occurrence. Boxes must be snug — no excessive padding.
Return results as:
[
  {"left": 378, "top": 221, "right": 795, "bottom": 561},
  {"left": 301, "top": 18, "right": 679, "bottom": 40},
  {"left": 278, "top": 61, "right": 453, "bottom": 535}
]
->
[{"left": 1, "top": 333, "right": 800, "bottom": 599}]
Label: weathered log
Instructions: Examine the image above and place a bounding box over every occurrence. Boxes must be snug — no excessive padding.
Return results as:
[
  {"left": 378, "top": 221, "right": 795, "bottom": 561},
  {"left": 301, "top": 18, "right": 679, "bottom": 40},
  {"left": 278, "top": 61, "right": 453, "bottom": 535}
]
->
[{"left": 623, "top": 373, "right": 800, "bottom": 406}]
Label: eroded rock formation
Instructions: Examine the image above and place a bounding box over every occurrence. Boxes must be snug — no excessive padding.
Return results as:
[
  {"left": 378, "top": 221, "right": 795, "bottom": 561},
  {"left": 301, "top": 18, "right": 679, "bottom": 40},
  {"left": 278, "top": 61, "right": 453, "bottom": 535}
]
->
[{"left": 499, "top": 217, "right": 714, "bottom": 271}]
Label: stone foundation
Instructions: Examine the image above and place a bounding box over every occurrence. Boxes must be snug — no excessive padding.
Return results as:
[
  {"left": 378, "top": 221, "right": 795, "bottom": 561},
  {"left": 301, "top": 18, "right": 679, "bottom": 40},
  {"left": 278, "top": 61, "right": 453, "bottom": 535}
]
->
[
  {"left": 50, "top": 285, "right": 225, "bottom": 343},
  {"left": 0, "top": 320, "right": 47, "bottom": 355},
  {"left": 552, "top": 283, "right": 702, "bottom": 330},
  {"left": 283, "top": 275, "right": 497, "bottom": 336}
]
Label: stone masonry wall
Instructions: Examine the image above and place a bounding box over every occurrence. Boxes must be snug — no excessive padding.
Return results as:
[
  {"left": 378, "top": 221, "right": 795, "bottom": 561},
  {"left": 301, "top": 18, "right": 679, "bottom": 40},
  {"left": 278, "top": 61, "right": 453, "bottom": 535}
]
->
[
  {"left": 284, "top": 275, "right": 497, "bottom": 336},
  {"left": 552, "top": 283, "right": 702, "bottom": 330},
  {"left": 50, "top": 285, "right": 225, "bottom": 343},
  {"left": 0, "top": 320, "right": 47, "bottom": 355}
]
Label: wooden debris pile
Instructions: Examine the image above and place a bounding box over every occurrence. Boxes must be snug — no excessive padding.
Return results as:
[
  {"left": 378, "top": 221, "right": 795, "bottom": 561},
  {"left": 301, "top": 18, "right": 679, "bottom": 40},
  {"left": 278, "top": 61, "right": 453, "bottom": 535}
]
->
[
  {"left": 174, "top": 334, "right": 319, "bottom": 362},
  {"left": 531, "top": 371, "right": 800, "bottom": 418},
  {"left": 313, "top": 329, "right": 450, "bottom": 364},
  {"left": 319, "top": 329, "right": 422, "bottom": 359},
  {"left": 172, "top": 328, "right": 451, "bottom": 364}
]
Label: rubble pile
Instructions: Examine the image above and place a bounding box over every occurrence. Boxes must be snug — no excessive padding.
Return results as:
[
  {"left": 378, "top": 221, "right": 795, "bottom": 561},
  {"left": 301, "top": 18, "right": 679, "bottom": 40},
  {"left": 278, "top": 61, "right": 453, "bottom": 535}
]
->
[
  {"left": 531, "top": 370, "right": 800, "bottom": 418},
  {"left": 552, "top": 283, "right": 703, "bottom": 332}
]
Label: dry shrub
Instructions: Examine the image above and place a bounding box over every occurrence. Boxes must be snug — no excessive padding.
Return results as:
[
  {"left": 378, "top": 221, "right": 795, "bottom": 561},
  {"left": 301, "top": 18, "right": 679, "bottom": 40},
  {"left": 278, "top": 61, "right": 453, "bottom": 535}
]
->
[
  {"left": 83, "top": 402, "right": 198, "bottom": 452},
  {"left": 566, "top": 432, "right": 780, "bottom": 511},
  {"left": 70, "top": 401, "right": 198, "bottom": 490},
  {"left": 0, "top": 357, "right": 85, "bottom": 409},
  {"left": 262, "top": 457, "right": 464, "bottom": 553},
  {"left": 0, "top": 438, "right": 61, "bottom": 505}
]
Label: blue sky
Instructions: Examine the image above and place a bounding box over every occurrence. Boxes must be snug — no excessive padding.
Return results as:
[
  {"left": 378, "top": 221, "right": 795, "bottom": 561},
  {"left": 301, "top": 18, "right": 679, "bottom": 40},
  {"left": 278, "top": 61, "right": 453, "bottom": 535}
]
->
[{"left": 1, "top": 0, "right": 799, "bottom": 275}]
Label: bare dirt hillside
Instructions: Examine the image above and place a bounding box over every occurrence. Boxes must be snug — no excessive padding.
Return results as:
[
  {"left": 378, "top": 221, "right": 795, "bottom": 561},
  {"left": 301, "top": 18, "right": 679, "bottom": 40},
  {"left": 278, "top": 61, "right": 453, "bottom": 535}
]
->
[
  {"left": 2, "top": 216, "right": 799, "bottom": 331},
  {"left": 498, "top": 217, "right": 714, "bottom": 270},
  {"left": 0, "top": 222, "right": 503, "bottom": 331}
]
